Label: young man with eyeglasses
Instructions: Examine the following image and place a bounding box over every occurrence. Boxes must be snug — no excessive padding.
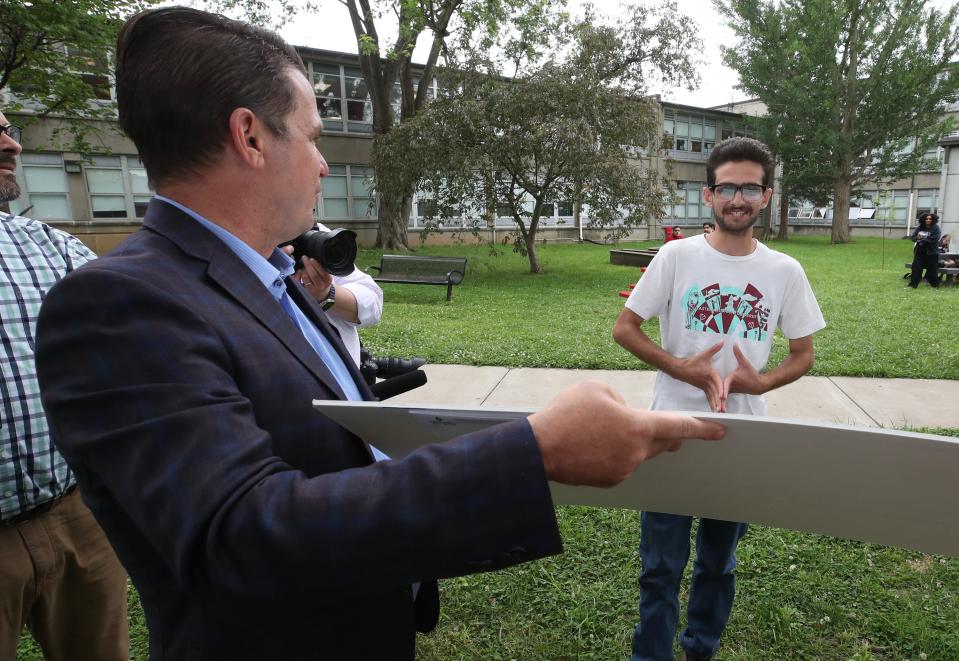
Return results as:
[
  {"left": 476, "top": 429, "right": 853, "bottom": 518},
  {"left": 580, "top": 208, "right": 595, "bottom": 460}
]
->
[
  {"left": 0, "top": 111, "right": 128, "bottom": 659},
  {"left": 613, "top": 137, "right": 825, "bottom": 661}
]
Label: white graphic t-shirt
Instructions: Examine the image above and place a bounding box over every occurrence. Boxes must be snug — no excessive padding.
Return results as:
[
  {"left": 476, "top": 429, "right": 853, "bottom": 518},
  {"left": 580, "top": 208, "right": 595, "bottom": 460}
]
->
[{"left": 624, "top": 234, "right": 825, "bottom": 415}]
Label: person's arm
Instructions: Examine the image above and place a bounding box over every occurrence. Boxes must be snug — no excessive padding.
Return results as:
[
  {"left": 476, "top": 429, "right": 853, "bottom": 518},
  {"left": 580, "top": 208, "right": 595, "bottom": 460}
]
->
[
  {"left": 721, "top": 335, "right": 815, "bottom": 404},
  {"left": 612, "top": 307, "right": 725, "bottom": 412},
  {"left": 333, "top": 269, "right": 383, "bottom": 328},
  {"left": 929, "top": 225, "right": 942, "bottom": 247},
  {"left": 529, "top": 380, "right": 725, "bottom": 486},
  {"left": 295, "top": 255, "right": 360, "bottom": 323}
]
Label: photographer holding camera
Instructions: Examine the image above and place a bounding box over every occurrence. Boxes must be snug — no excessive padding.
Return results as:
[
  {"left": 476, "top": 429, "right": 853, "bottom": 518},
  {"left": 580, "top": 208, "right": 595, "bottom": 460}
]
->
[{"left": 286, "top": 222, "right": 382, "bottom": 366}]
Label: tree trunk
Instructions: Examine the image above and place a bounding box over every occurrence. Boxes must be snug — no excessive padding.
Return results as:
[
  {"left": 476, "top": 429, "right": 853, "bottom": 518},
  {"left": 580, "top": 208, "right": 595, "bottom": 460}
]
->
[
  {"left": 830, "top": 179, "right": 852, "bottom": 243},
  {"left": 375, "top": 190, "right": 411, "bottom": 250},
  {"left": 778, "top": 184, "right": 789, "bottom": 240},
  {"left": 759, "top": 201, "right": 772, "bottom": 240},
  {"left": 524, "top": 231, "right": 541, "bottom": 273}
]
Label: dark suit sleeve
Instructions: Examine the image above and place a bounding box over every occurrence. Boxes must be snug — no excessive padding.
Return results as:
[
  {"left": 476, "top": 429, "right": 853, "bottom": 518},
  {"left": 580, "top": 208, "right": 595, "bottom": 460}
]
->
[{"left": 36, "top": 266, "right": 562, "bottom": 602}]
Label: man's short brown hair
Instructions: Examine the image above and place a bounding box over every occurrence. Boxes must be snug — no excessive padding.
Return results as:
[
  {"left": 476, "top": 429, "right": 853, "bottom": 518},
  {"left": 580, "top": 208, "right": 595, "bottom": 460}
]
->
[
  {"left": 115, "top": 7, "right": 306, "bottom": 185},
  {"left": 706, "top": 137, "right": 775, "bottom": 187}
]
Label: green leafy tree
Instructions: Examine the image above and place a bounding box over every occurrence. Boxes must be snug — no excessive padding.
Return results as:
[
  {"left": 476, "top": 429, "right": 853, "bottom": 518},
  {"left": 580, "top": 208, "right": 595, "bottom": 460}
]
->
[
  {"left": 210, "top": 0, "right": 568, "bottom": 249},
  {"left": 375, "top": 3, "right": 701, "bottom": 273},
  {"left": 718, "top": 0, "right": 959, "bottom": 243},
  {"left": 1, "top": 0, "right": 154, "bottom": 152}
]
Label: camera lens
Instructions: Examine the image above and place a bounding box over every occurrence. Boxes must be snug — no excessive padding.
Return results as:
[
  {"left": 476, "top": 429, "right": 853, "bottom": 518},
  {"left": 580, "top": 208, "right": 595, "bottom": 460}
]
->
[{"left": 289, "top": 228, "right": 358, "bottom": 276}]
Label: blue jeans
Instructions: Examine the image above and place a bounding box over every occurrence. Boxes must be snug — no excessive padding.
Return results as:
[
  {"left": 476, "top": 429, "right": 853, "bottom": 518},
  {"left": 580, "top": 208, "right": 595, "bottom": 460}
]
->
[{"left": 631, "top": 512, "right": 748, "bottom": 661}]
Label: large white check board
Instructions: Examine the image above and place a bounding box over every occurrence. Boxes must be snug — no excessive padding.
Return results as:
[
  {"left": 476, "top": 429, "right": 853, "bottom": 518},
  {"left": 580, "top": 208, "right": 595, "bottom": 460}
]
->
[{"left": 313, "top": 401, "right": 959, "bottom": 558}]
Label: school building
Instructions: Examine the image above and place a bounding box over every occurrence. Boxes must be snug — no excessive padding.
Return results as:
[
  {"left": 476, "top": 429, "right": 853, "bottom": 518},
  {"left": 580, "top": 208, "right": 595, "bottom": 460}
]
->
[{"left": 3, "top": 46, "right": 956, "bottom": 253}]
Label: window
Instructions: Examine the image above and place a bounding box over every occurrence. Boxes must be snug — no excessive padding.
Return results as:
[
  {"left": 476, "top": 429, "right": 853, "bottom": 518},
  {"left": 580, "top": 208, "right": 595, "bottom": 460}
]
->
[
  {"left": 343, "top": 68, "right": 372, "bottom": 133},
  {"left": 663, "top": 112, "right": 719, "bottom": 156},
  {"left": 704, "top": 120, "right": 716, "bottom": 151},
  {"left": 84, "top": 156, "right": 153, "bottom": 220},
  {"left": 317, "top": 165, "right": 375, "bottom": 220},
  {"left": 674, "top": 114, "right": 688, "bottom": 151},
  {"left": 319, "top": 165, "right": 348, "bottom": 217},
  {"left": 916, "top": 189, "right": 939, "bottom": 216},
  {"left": 350, "top": 167, "right": 375, "bottom": 217},
  {"left": 922, "top": 144, "right": 944, "bottom": 168},
  {"left": 308, "top": 61, "right": 436, "bottom": 134},
  {"left": 890, "top": 190, "right": 909, "bottom": 222},
  {"left": 129, "top": 166, "right": 152, "bottom": 216},
  {"left": 390, "top": 78, "right": 437, "bottom": 118},
  {"left": 669, "top": 181, "right": 709, "bottom": 223},
  {"left": 861, "top": 190, "right": 908, "bottom": 224},
  {"left": 416, "top": 198, "right": 438, "bottom": 219},
  {"left": 720, "top": 120, "right": 756, "bottom": 142},
  {"left": 8, "top": 153, "right": 72, "bottom": 220},
  {"left": 86, "top": 156, "right": 125, "bottom": 218},
  {"left": 312, "top": 63, "right": 343, "bottom": 132},
  {"left": 67, "top": 46, "right": 112, "bottom": 101}
]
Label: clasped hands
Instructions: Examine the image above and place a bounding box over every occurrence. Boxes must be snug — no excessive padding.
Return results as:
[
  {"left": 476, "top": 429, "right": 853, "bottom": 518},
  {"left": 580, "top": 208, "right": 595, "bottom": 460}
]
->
[{"left": 677, "top": 341, "right": 768, "bottom": 413}]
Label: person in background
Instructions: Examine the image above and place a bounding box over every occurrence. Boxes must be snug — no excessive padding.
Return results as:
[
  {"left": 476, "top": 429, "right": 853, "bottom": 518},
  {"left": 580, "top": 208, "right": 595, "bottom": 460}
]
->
[
  {"left": 291, "top": 222, "right": 383, "bottom": 367},
  {"left": 0, "top": 112, "right": 128, "bottom": 660},
  {"left": 702, "top": 222, "right": 716, "bottom": 235},
  {"left": 908, "top": 212, "right": 941, "bottom": 288}
]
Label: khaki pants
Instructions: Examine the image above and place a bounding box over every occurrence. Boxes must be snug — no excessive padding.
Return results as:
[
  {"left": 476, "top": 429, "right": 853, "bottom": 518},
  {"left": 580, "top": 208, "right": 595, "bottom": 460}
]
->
[{"left": 0, "top": 489, "right": 128, "bottom": 661}]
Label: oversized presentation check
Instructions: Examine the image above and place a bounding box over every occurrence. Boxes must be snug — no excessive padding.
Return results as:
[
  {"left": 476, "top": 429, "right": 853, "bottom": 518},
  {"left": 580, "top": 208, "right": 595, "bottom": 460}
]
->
[{"left": 313, "top": 401, "right": 959, "bottom": 558}]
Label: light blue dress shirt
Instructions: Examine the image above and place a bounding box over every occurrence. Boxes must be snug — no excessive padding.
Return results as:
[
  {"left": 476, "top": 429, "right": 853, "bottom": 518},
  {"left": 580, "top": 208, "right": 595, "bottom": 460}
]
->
[{"left": 154, "top": 196, "right": 363, "bottom": 402}]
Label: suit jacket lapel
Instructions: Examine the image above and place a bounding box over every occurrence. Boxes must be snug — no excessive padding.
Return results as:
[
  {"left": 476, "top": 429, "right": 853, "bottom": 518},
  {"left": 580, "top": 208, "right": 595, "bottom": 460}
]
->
[{"left": 143, "top": 200, "right": 357, "bottom": 400}]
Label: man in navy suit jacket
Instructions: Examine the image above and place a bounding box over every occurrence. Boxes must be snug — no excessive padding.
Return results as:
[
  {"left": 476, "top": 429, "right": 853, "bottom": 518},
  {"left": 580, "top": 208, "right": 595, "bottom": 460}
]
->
[{"left": 34, "top": 7, "right": 724, "bottom": 659}]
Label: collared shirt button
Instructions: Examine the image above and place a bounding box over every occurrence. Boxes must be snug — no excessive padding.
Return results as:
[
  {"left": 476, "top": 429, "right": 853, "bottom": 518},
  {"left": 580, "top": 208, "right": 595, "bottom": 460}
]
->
[{"left": 273, "top": 278, "right": 283, "bottom": 288}]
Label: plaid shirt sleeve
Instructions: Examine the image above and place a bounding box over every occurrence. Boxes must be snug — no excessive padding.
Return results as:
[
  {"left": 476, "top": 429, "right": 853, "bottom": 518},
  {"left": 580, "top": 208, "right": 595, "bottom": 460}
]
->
[{"left": 0, "top": 213, "right": 96, "bottom": 519}]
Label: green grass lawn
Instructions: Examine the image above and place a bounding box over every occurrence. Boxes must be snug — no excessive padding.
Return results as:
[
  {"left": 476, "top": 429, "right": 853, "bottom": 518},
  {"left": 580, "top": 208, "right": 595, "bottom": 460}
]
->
[
  {"left": 358, "top": 235, "right": 958, "bottom": 379},
  {"left": 17, "top": 236, "right": 959, "bottom": 660}
]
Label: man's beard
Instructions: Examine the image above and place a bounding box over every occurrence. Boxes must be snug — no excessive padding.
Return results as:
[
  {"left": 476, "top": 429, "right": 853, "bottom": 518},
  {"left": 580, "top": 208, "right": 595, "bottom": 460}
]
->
[
  {"left": 0, "top": 156, "right": 20, "bottom": 203},
  {"left": 0, "top": 174, "right": 20, "bottom": 203},
  {"left": 712, "top": 203, "right": 760, "bottom": 235}
]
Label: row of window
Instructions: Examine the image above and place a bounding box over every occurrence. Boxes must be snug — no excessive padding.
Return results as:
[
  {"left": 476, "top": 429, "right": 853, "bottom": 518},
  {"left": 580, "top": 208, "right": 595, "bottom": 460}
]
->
[
  {"left": 787, "top": 189, "right": 939, "bottom": 225},
  {"left": 667, "top": 181, "right": 711, "bottom": 220},
  {"left": 308, "top": 61, "right": 438, "bottom": 135},
  {"left": 9, "top": 154, "right": 149, "bottom": 222},
  {"left": 8, "top": 153, "right": 941, "bottom": 230},
  {"left": 9, "top": 155, "right": 380, "bottom": 224},
  {"left": 662, "top": 111, "right": 757, "bottom": 155}
]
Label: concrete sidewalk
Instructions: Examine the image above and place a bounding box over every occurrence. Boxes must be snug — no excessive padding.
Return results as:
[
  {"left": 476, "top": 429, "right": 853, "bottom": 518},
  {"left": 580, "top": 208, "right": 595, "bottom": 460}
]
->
[{"left": 391, "top": 365, "right": 959, "bottom": 429}]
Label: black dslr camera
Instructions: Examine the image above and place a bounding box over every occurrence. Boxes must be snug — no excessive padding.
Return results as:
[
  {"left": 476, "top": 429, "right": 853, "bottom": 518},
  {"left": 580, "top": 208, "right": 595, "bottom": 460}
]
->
[{"left": 285, "top": 226, "right": 358, "bottom": 276}]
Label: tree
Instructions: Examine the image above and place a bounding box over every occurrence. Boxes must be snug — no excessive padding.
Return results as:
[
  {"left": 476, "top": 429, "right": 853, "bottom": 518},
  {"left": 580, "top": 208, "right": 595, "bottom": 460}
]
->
[
  {"left": 346, "top": 0, "right": 565, "bottom": 249},
  {"left": 1, "top": 0, "right": 154, "bottom": 152},
  {"left": 718, "top": 0, "right": 959, "bottom": 243},
  {"left": 374, "top": 4, "right": 701, "bottom": 273},
  {"left": 209, "top": 0, "right": 567, "bottom": 249}
]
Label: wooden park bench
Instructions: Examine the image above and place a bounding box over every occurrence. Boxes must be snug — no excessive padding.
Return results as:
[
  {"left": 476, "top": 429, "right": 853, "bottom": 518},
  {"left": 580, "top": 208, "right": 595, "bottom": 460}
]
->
[{"left": 366, "top": 254, "right": 468, "bottom": 301}]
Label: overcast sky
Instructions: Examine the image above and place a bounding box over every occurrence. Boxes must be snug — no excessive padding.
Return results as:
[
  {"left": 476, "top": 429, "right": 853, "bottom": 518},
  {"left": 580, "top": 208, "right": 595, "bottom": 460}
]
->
[
  {"left": 279, "top": 0, "right": 741, "bottom": 108},
  {"left": 277, "top": 0, "right": 957, "bottom": 109}
]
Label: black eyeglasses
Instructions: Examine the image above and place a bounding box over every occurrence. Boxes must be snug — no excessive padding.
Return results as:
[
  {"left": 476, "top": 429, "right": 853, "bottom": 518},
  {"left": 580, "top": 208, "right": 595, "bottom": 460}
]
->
[
  {"left": 1, "top": 124, "right": 22, "bottom": 144},
  {"left": 708, "top": 183, "right": 768, "bottom": 202}
]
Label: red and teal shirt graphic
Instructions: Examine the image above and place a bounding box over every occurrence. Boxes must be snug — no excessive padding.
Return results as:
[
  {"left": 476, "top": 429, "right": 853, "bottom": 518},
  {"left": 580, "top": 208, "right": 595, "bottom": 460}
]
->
[{"left": 682, "top": 282, "right": 769, "bottom": 341}]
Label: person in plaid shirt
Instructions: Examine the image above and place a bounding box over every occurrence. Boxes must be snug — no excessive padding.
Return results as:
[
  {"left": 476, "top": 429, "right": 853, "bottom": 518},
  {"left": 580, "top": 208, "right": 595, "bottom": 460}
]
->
[{"left": 0, "top": 111, "right": 128, "bottom": 660}]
